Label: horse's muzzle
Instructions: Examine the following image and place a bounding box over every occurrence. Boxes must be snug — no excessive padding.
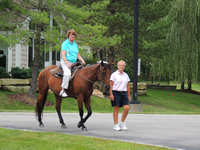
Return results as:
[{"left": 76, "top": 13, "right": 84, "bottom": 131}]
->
[{"left": 104, "top": 84, "right": 110, "bottom": 91}]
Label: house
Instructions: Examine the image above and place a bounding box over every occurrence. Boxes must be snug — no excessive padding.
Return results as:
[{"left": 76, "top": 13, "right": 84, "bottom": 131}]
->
[{"left": 0, "top": 13, "right": 62, "bottom": 72}]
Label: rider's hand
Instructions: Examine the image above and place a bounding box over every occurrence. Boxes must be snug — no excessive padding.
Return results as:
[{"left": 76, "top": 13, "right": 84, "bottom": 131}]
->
[
  {"left": 82, "top": 60, "right": 86, "bottom": 65},
  {"left": 67, "top": 63, "right": 71, "bottom": 68}
]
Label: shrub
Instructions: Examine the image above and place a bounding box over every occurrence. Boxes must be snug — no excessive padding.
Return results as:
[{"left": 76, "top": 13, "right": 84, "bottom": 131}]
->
[
  {"left": 10, "top": 67, "right": 32, "bottom": 79},
  {"left": 0, "top": 67, "right": 11, "bottom": 78}
]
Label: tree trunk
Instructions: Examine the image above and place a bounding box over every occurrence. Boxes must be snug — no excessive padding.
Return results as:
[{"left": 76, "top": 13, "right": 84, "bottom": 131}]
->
[
  {"left": 181, "top": 81, "right": 184, "bottom": 90},
  {"left": 27, "top": 24, "right": 41, "bottom": 97},
  {"left": 109, "top": 46, "right": 115, "bottom": 72},
  {"left": 188, "top": 77, "right": 192, "bottom": 90},
  {"left": 107, "top": 1, "right": 116, "bottom": 73}
]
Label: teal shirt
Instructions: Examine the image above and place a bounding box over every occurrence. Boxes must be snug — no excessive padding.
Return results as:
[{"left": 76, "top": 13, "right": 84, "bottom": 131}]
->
[{"left": 61, "top": 39, "right": 79, "bottom": 63}]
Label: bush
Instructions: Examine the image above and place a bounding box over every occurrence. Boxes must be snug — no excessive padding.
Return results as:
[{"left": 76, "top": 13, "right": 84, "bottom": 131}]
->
[
  {"left": 0, "top": 67, "right": 11, "bottom": 78},
  {"left": 10, "top": 67, "right": 32, "bottom": 79}
]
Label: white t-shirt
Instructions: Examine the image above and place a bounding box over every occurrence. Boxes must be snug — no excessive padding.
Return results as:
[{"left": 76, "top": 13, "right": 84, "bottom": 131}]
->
[{"left": 110, "top": 70, "right": 130, "bottom": 91}]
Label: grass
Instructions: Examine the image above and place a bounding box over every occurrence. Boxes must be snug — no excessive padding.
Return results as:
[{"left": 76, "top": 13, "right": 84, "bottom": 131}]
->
[
  {"left": 1, "top": 89, "right": 200, "bottom": 114},
  {"left": 0, "top": 128, "right": 174, "bottom": 150},
  {"left": 138, "top": 89, "right": 200, "bottom": 114},
  {"left": 0, "top": 91, "right": 35, "bottom": 112},
  {"left": 0, "top": 90, "right": 119, "bottom": 113}
]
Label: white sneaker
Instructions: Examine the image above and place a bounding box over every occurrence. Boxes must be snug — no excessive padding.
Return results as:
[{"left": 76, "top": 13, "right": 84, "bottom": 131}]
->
[
  {"left": 120, "top": 122, "right": 128, "bottom": 131},
  {"left": 59, "top": 90, "right": 68, "bottom": 98},
  {"left": 113, "top": 124, "right": 121, "bottom": 131}
]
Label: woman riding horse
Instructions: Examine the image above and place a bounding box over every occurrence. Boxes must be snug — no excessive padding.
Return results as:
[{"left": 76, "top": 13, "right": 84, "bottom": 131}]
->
[{"left": 59, "top": 29, "right": 85, "bottom": 98}]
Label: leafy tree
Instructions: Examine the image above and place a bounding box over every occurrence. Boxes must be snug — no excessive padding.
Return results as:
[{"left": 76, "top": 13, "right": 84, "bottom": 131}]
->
[
  {"left": 0, "top": 0, "right": 110, "bottom": 97},
  {"left": 66, "top": 0, "right": 173, "bottom": 80},
  {"left": 138, "top": 0, "right": 173, "bottom": 80},
  {"left": 66, "top": 0, "right": 132, "bottom": 72},
  {"left": 164, "top": 0, "right": 200, "bottom": 89}
]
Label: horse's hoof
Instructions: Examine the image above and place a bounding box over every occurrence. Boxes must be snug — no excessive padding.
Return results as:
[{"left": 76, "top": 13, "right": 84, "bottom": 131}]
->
[
  {"left": 61, "top": 124, "right": 67, "bottom": 128},
  {"left": 77, "top": 121, "right": 82, "bottom": 128},
  {"left": 39, "top": 123, "right": 44, "bottom": 127},
  {"left": 82, "top": 126, "right": 88, "bottom": 131}
]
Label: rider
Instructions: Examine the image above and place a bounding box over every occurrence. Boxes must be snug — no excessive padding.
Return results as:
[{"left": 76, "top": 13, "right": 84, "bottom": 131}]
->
[{"left": 59, "top": 29, "right": 85, "bottom": 97}]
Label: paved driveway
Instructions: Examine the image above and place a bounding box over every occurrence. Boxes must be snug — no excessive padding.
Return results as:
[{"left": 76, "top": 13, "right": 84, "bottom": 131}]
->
[{"left": 0, "top": 112, "right": 200, "bottom": 150}]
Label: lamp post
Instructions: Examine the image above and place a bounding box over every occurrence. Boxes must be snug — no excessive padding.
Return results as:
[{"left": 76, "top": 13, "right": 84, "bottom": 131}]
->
[{"left": 130, "top": 0, "right": 140, "bottom": 104}]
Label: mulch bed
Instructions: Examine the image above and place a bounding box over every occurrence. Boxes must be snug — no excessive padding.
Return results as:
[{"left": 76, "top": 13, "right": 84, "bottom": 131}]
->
[{"left": 7, "top": 93, "right": 54, "bottom": 106}]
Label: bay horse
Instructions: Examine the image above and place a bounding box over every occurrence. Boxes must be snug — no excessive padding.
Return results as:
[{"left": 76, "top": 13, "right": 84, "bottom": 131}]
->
[{"left": 35, "top": 61, "right": 111, "bottom": 131}]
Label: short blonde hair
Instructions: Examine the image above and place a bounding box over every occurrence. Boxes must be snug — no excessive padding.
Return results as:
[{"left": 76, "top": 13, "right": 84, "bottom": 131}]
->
[
  {"left": 67, "top": 29, "right": 77, "bottom": 38},
  {"left": 117, "top": 60, "right": 126, "bottom": 66}
]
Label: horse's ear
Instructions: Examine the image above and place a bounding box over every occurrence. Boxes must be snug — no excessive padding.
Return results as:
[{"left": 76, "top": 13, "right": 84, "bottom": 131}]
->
[
  {"left": 101, "top": 60, "right": 104, "bottom": 66},
  {"left": 108, "top": 62, "right": 112, "bottom": 66}
]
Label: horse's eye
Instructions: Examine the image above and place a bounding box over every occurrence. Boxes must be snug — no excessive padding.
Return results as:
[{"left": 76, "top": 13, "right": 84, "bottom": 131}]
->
[{"left": 103, "top": 72, "right": 106, "bottom": 76}]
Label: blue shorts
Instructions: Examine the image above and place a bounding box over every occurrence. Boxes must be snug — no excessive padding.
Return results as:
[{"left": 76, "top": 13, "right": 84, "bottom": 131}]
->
[{"left": 111, "top": 91, "right": 129, "bottom": 107}]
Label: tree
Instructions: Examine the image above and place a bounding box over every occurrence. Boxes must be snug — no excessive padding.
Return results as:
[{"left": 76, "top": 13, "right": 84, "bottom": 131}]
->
[
  {"left": 65, "top": 0, "right": 174, "bottom": 80},
  {"left": 0, "top": 0, "right": 110, "bottom": 97},
  {"left": 66, "top": 0, "right": 133, "bottom": 72},
  {"left": 165, "top": 0, "right": 200, "bottom": 90},
  {"left": 137, "top": 0, "right": 173, "bottom": 81}
]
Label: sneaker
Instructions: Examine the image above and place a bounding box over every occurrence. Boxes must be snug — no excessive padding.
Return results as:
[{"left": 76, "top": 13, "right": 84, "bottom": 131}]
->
[
  {"left": 113, "top": 124, "right": 121, "bottom": 131},
  {"left": 59, "top": 90, "right": 68, "bottom": 98},
  {"left": 120, "top": 122, "right": 128, "bottom": 131}
]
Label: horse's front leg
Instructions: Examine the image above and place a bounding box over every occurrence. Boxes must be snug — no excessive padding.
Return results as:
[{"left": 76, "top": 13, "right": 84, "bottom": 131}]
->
[
  {"left": 55, "top": 94, "right": 67, "bottom": 128},
  {"left": 77, "top": 107, "right": 87, "bottom": 131},
  {"left": 77, "top": 97, "right": 92, "bottom": 131}
]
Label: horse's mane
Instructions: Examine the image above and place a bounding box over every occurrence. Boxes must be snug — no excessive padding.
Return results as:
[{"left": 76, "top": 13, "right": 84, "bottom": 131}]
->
[
  {"left": 103, "top": 63, "right": 111, "bottom": 70},
  {"left": 83, "top": 63, "right": 111, "bottom": 70}
]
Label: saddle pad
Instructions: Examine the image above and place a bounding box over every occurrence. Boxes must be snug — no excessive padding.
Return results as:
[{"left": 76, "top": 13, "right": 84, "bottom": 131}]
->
[
  {"left": 50, "top": 67, "right": 63, "bottom": 79},
  {"left": 50, "top": 65, "right": 82, "bottom": 80}
]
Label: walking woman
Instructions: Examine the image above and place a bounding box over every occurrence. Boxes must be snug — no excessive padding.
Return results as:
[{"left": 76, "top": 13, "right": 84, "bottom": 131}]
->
[{"left": 110, "top": 60, "right": 130, "bottom": 131}]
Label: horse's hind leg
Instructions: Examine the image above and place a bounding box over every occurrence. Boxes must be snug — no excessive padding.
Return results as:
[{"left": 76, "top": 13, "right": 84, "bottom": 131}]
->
[
  {"left": 36, "top": 90, "right": 48, "bottom": 127},
  {"left": 55, "top": 94, "right": 67, "bottom": 128}
]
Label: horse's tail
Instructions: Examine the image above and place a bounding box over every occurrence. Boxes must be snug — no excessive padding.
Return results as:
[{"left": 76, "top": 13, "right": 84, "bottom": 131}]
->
[
  {"left": 35, "top": 99, "right": 40, "bottom": 118},
  {"left": 35, "top": 67, "right": 50, "bottom": 118}
]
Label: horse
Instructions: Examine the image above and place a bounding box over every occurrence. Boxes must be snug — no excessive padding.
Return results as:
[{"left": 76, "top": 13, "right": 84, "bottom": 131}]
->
[{"left": 35, "top": 61, "right": 111, "bottom": 131}]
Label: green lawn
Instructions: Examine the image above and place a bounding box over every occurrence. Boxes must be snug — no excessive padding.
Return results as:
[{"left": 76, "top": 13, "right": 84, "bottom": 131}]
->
[
  {"left": 1, "top": 88, "right": 200, "bottom": 114},
  {"left": 138, "top": 89, "right": 200, "bottom": 114},
  {"left": 0, "top": 127, "right": 173, "bottom": 150}
]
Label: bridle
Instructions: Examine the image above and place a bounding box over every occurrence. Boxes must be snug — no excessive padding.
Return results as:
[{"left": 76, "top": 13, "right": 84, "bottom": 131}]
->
[
  {"left": 76, "top": 64, "right": 105, "bottom": 86},
  {"left": 98, "top": 65, "right": 105, "bottom": 86}
]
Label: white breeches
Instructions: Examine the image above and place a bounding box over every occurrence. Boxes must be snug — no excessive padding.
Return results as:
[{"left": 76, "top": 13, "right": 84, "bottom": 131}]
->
[{"left": 61, "top": 60, "right": 73, "bottom": 89}]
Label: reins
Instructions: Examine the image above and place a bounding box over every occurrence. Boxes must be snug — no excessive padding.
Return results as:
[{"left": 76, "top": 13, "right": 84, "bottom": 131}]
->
[
  {"left": 76, "top": 64, "right": 105, "bottom": 86},
  {"left": 76, "top": 72, "right": 95, "bottom": 84}
]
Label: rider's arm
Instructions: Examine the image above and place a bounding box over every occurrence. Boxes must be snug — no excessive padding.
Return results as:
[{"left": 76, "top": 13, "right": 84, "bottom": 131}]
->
[
  {"left": 77, "top": 52, "right": 85, "bottom": 65},
  {"left": 61, "top": 50, "right": 71, "bottom": 68}
]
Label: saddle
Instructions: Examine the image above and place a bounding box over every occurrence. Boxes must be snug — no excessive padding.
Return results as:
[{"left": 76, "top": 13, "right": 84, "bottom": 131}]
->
[{"left": 50, "top": 62, "right": 82, "bottom": 79}]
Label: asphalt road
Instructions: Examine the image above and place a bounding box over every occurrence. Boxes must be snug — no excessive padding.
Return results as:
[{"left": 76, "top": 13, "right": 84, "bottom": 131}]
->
[{"left": 0, "top": 112, "right": 200, "bottom": 150}]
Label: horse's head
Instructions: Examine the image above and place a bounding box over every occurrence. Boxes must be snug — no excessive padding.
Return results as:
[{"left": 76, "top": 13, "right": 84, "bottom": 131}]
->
[{"left": 97, "top": 61, "right": 111, "bottom": 91}]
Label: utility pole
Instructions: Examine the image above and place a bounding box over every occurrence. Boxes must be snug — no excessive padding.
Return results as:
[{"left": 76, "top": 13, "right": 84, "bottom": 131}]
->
[{"left": 130, "top": 0, "right": 140, "bottom": 104}]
